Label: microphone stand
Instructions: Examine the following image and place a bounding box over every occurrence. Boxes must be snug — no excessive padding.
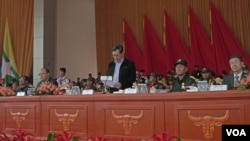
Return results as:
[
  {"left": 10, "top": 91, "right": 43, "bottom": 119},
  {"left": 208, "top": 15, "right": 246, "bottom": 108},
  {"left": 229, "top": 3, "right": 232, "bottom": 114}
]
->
[
  {"left": 102, "top": 76, "right": 109, "bottom": 94},
  {"left": 102, "top": 85, "right": 108, "bottom": 94}
]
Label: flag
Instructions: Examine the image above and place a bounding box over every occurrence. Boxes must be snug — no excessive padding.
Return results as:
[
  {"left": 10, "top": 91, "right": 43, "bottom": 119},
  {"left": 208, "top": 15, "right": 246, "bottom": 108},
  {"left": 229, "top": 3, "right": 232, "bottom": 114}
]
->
[
  {"left": 123, "top": 19, "right": 143, "bottom": 70},
  {"left": 189, "top": 7, "right": 215, "bottom": 72},
  {"left": 211, "top": 2, "right": 250, "bottom": 75},
  {"left": 1, "top": 20, "right": 19, "bottom": 85},
  {"left": 143, "top": 15, "right": 168, "bottom": 75},
  {"left": 164, "top": 11, "right": 192, "bottom": 71}
]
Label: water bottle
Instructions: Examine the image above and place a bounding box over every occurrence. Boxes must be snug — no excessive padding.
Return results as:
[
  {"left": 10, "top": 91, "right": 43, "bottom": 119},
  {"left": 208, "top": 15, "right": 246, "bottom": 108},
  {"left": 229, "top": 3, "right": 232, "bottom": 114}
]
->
[{"left": 138, "top": 84, "right": 147, "bottom": 94}]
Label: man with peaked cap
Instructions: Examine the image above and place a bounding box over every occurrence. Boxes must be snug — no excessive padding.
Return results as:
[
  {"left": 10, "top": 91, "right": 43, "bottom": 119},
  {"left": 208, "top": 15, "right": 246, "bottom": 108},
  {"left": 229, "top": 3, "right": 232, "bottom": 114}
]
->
[
  {"left": 147, "top": 72, "right": 166, "bottom": 90},
  {"left": 170, "top": 59, "right": 196, "bottom": 92},
  {"left": 200, "top": 67, "right": 216, "bottom": 86},
  {"left": 191, "top": 65, "right": 202, "bottom": 79},
  {"left": 83, "top": 77, "right": 97, "bottom": 92}
]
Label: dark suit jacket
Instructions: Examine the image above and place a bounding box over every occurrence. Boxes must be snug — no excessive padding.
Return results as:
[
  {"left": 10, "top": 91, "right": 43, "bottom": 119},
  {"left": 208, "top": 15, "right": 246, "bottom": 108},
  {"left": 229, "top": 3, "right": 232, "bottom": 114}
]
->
[
  {"left": 222, "top": 72, "right": 248, "bottom": 90},
  {"left": 36, "top": 77, "right": 58, "bottom": 88},
  {"left": 106, "top": 58, "right": 136, "bottom": 90}
]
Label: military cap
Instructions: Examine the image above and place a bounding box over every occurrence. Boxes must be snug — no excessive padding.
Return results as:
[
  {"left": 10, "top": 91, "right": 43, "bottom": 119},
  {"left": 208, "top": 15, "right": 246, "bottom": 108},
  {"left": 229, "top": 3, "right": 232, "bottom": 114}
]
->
[
  {"left": 201, "top": 67, "right": 211, "bottom": 73},
  {"left": 175, "top": 59, "right": 187, "bottom": 67}
]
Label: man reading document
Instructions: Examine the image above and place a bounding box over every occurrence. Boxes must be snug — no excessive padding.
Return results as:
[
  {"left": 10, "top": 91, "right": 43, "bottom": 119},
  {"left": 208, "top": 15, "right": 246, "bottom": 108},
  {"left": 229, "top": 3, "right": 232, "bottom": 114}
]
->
[{"left": 106, "top": 45, "right": 136, "bottom": 93}]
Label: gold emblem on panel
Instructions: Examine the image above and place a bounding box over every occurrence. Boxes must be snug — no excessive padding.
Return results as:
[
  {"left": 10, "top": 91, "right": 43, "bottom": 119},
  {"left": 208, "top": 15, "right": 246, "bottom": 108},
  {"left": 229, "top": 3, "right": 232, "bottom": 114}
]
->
[
  {"left": 112, "top": 110, "right": 143, "bottom": 135},
  {"left": 10, "top": 109, "right": 29, "bottom": 128},
  {"left": 54, "top": 109, "right": 79, "bottom": 131},
  {"left": 187, "top": 110, "right": 229, "bottom": 139}
]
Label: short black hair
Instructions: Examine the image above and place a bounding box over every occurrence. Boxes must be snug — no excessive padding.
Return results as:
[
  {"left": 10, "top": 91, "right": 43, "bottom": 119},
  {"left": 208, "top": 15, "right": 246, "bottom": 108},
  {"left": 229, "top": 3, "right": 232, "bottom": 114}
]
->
[
  {"left": 59, "top": 67, "right": 66, "bottom": 73},
  {"left": 112, "top": 44, "right": 123, "bottom": 54},
  {"left": 229, "top": 54, "right": 243, "bottom": 62}
]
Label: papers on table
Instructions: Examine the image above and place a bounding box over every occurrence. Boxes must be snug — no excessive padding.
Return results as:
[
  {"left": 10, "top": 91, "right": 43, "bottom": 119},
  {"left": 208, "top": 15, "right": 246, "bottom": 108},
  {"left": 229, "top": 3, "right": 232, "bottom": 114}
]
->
[{"left": 100, "top": 76, "right": 115, "bottom": 87}]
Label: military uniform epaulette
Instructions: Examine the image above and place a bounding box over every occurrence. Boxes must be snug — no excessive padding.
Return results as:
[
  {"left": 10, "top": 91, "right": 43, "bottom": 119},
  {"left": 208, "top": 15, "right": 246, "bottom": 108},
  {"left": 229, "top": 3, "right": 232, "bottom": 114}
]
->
[
  {"left": 190, "top": 76, "right": 199, "bottom": 83},
  {"left": 214, "top": 77, "right": 222, "bottom": 85}
]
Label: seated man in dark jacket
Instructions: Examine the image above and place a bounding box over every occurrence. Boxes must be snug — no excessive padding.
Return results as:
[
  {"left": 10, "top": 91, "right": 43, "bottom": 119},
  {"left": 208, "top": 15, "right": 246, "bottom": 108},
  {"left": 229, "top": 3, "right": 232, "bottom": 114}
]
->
[
  {"left": 222, "top": 55, "right": 248, "bottom": 90},
  {"left": 16, "top": 75, "right": 31, "bottom": 95},
  {"left": 36, "top": 68, "right": 58, "bottom": 88}
]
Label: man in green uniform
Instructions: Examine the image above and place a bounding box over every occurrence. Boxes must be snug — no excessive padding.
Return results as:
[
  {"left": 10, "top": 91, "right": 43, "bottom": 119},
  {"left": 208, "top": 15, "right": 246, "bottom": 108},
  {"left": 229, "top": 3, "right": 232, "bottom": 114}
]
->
[
  {"left": 170, "top": 59, "right": 196, "bottom": 92},
  {"left": 200, "top": 67, "right": 216, "bottom": 87}
]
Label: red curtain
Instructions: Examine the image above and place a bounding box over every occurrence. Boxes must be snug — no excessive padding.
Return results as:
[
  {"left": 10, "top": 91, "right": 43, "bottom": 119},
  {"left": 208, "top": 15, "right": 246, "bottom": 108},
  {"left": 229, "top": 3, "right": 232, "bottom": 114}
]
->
[
  {"left": 143, "top": 15, "right": 167, "bottom": 75},
  {"left": 123, "top": 19, "right": 143, "bottom": 71},
  {"left": 189, "top": 7, "right": 215, "bottom": 72},
  {"left": 211, "top": 2, "right": 250, "bottom": 75},
  {"left": 164, "top": 11, "right": 192, "bottom": 71}
]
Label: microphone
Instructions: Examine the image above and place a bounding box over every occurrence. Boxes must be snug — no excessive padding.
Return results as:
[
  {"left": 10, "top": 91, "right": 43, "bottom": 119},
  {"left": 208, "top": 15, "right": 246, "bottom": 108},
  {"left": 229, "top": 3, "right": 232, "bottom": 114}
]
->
[{"left": 101, "top": 76, "right": 110, "bottom": 94}]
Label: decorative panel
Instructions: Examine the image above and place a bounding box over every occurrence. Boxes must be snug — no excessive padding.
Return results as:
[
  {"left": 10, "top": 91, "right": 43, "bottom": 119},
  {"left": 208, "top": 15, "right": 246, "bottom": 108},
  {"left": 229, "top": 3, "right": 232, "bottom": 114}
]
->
[
  {"left": 2, "top": 103, "right": 40, "bottom": 136},
  {"left": 41, "top": 103, "right": 93, "bottom": 139},
  {"left": 95, "top": 102, "right": 165, "bottom": 140},
  {"left": 173, "top": 104, "right": 244, "bottom": 141}
]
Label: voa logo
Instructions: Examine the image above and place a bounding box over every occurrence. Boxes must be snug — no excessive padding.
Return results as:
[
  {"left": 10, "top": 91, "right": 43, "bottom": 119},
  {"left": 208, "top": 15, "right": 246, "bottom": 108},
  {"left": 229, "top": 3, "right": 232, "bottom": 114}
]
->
[{"left": 226, "top": 129, "right": 246, "bottom": 136}]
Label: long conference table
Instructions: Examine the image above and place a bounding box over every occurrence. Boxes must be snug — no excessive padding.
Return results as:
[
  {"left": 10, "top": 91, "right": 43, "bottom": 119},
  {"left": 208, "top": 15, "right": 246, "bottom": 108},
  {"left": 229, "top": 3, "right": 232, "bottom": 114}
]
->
[{"left": 0, "top": 90, "right": 250, "bottom": 141}]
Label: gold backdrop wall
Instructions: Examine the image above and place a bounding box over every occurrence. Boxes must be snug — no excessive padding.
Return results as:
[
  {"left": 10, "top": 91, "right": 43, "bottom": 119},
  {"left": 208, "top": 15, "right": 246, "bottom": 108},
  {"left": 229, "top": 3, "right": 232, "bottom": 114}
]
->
[{"left": 95, "top": 0, "right": 250, "bottom": 74}]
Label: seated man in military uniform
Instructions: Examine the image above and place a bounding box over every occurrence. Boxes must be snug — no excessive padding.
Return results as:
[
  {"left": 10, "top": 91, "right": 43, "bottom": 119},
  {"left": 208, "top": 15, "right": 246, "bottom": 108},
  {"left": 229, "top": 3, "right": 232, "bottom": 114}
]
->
[
  {"left": 170, "top": 59, "right": 196, "bottom": 92},
  {"left": 147, "top": 72, "right": 166, "bottom": 91},
  {"left": 82, "top": 77, "right": 97, "bottom": 92},
  {"left": 200, "top": 67, "right": 216, "bottom": 87},
  {"left": 191, "top": 65, "right": 202, "bottom": 79}
]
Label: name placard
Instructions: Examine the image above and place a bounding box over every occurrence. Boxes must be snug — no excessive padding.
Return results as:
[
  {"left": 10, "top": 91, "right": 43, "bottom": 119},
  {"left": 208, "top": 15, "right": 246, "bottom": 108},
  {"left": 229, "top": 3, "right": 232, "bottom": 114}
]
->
[
  {"left": 209, "top": 85, "right": 228, "bottom": 91},
  {"left": 113, "top": 90, "right": 124, "bottom": 94},
  {"left": 124, "top": 88, "right": 137, "bottom": 94},
  {"left": 82, "top": 89, "right": 94, "bottom": 95},
  {"left": 16, "top": 92, "right": 25, "bottom": 96}
]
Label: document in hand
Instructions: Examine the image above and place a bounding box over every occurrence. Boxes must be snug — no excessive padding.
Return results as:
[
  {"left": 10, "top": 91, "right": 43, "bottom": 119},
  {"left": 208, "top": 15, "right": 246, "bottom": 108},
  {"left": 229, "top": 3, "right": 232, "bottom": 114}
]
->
[{"left": 100, "top": 76, "right": 115, "bottom": 87}]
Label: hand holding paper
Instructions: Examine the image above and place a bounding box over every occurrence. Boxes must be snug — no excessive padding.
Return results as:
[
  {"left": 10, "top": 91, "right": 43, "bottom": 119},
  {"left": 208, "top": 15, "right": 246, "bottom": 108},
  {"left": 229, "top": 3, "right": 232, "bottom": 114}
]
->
[{"left": 100, "top": 76, "right": 115, "bottom": 87}]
